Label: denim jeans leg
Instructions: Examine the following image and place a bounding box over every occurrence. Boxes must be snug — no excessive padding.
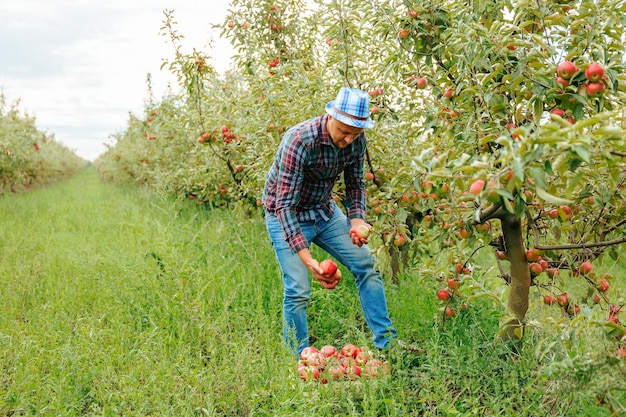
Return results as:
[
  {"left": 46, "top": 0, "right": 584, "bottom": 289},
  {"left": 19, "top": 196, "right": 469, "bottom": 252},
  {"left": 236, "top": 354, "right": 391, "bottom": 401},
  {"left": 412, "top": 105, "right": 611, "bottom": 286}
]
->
[
  {"left": 265, "top": 212, "right": 313, "bottom": 355},
  {"left": 313, "top": 207, "right": 397, "bottom": 350}
]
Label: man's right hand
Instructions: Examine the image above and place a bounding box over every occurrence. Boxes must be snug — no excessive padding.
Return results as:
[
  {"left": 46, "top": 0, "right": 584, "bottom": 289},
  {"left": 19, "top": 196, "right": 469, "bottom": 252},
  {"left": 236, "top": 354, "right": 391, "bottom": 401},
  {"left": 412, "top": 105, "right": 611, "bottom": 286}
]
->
[
  {"left": 311, "top": 260, "right": 342, "bottom": 289},
  {"left": 297, "top": 249, "right": 342, "bottom": 289}
]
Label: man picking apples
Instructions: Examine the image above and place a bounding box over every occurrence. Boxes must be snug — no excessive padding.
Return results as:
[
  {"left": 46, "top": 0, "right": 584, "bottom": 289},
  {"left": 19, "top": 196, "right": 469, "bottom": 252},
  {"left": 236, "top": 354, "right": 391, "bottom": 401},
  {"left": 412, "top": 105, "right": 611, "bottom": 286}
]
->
[{"left": 263, "top": 87, "right": 397, "bottom": 355}]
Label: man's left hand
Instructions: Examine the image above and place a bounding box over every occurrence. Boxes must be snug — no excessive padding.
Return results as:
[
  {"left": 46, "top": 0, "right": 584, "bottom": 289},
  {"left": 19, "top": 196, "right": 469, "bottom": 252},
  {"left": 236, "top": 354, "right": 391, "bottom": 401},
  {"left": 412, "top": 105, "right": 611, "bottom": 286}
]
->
[{"left": 349, "top": 219, "right": 372, "bottom": 247}]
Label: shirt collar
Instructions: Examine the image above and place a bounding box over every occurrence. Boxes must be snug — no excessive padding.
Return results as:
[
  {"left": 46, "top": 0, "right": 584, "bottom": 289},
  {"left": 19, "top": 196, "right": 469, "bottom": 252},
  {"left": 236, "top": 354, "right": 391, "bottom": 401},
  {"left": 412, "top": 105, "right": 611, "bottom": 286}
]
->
[{"left": 319, "top": 114, "right": 335, "bottom": 147}]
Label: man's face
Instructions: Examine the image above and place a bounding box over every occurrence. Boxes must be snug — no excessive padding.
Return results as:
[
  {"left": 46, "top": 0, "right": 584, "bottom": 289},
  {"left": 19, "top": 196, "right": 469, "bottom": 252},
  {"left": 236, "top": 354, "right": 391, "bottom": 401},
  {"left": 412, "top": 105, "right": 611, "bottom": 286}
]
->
[{"left": 327, "top": 117, "right": 364, "bottom": 149}]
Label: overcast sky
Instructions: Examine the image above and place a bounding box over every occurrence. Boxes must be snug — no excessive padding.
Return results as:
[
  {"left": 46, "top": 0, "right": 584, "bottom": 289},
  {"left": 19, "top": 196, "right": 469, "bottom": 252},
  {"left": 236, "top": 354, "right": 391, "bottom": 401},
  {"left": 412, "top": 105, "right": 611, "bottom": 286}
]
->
[{"left": 0, "top": 0, "right": 235, "bottom": 161}]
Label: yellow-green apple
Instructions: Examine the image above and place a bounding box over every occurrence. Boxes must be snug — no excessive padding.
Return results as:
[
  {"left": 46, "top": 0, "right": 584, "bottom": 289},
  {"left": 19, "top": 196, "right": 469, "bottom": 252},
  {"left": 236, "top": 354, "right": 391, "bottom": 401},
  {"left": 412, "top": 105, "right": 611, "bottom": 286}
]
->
[{"left": 354, "top": 224, "right": 370, "bottom": 239}]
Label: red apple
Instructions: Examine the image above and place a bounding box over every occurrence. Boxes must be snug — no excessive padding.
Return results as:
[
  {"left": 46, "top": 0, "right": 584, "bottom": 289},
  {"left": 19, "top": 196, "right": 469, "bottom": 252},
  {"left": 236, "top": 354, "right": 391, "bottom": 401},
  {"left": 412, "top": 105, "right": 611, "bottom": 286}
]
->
[
  {"left": 550, "top": 108, "right": 565, "bottom": 117},
  {"left": 393, "top": 234, "right": 406, "bottom": 247},
  {"left": 320, "top": 259, "right": 338, "bottom": 277},
  {"left": 416, "top": 77, "right": 428, "bottom": 89},
  {"left": 320, "top": 344, "right": 337, "bottom": 358},
  {"left": 354, "top": 349, "right": 368, "bottom": 365},
  {"left": 340, "top": 343, "right": 359, "bottom": 358},
  {"left": 586, "top": 82, "right": 606, "bottom": 97},
  {"left": 305, "top": 352, "right": 326, "bottom": 367},
  {"left": 469, "top": 179, "right": 485, "bottom": 195},
  {"left": 543, "top": 295, "right": 557, "bottom": 305},
  {"left": 447, "top": 278, "right": 461, "bottom": 289},
  {"left": 557, "top": 293, "right": 569, "bottom": 306},
  {"left": 444, "top": 88, "right": 454, "bottom": 99},
  {"left": 585, "top": 63, "right": 604, "bottom": 83},
  {"left": 597, "top": 279, "right": 610, "bottom": 292},
  {"left": 529, "top": 262, "right": 543, "bottom": 276},
  {"left": 525, "top": 249, "right": 540, "bottom": 262},
  {"left": 437, "top": 289, "right": 451, "bottom": 301},
  {"left": 444, "top": 306, "right": 455, "bottom": 317},
  {"left": 398, "top": 28, "right": 410, "bottom": 39},
  {"left": 579, "top": 261, "right": 593, "bottom": 275},
  {"left": 557, "top": 61, "right": 578, "bottom": 79},
  {"left": 300, "top": 346, "right": 319, "bottom": 362}
]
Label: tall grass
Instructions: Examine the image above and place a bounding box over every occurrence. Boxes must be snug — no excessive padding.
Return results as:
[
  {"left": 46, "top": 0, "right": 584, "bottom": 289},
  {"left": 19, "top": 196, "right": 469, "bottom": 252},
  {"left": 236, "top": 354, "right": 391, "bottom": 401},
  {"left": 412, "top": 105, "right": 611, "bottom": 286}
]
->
[{"left": 0, "top": 168, "right": 623, "bottom": 416}]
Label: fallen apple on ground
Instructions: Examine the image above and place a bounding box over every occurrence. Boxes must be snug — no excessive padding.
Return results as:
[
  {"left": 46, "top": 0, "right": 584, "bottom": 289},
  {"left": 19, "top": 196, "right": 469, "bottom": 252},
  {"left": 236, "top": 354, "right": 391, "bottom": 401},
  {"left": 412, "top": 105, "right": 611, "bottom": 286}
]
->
[{"left": 296, "top": 343, "right": 392, "bottom": 383}]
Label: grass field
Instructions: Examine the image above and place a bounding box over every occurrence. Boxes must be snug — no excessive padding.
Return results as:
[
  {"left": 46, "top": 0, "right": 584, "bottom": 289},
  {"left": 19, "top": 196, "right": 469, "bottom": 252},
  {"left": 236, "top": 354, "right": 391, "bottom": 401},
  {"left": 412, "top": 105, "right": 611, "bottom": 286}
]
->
[{"left": 0, "top": 168, "right": 624, "bottom": 416}]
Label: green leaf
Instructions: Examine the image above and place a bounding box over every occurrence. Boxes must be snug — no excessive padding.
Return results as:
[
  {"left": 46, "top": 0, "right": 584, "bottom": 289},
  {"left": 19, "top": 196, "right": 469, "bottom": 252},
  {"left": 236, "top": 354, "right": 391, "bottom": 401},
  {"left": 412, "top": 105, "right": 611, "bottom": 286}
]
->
[
  {"left": 514, "top": 195, "right": 526, "bottom": 217},
  {"left": 511, "top": 158, "right": 524, "bottom": 181},
  {"left": 536, "top": 187, "right": 574, "bottom": 205},
  {"left": 568, "top": 158, "right": 583, "bottom": 172},
  {"left": 533, "top": 99, "right": 543, "bottom": 124},
  {"left": 502, "top": 197, "right": 515, "bottom": 214},
  {"left": 529, "top": 167, "right": 547, "bottom": 189},
  {"left": 571, "top": 144, "right": 591, "bottom": 164}
]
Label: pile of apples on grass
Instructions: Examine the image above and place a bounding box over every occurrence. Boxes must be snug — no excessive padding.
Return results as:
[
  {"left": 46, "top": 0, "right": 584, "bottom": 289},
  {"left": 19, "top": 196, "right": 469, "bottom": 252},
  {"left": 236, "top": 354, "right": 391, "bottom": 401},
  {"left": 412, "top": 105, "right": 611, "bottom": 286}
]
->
[{"left": 297, "top": 343, "right": 389, "bottom": 383}]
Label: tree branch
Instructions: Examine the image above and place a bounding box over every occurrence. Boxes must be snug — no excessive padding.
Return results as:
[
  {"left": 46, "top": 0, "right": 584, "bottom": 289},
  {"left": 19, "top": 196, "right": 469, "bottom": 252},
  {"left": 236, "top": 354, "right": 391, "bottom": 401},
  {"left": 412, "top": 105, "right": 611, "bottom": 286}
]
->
[{"left": 534, "top": 235, "right": 626, "bottom": 251}]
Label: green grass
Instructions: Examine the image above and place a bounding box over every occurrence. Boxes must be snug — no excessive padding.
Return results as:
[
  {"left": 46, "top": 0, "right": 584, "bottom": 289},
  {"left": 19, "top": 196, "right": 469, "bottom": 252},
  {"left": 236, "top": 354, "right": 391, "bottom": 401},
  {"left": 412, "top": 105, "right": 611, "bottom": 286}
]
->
[{"left": 0, "top": 168, "right": 624, "bottom": 416}]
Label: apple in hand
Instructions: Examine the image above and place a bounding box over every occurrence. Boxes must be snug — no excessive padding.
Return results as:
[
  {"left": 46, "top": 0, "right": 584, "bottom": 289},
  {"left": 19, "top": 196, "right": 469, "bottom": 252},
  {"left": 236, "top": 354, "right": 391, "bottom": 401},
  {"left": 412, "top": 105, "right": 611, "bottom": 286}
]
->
[
  {"left": 320, "top": 259, "right": 338, "bottom": 277},
  {"left": 354, "top": 224, "right": 370, "bottom": 239}
]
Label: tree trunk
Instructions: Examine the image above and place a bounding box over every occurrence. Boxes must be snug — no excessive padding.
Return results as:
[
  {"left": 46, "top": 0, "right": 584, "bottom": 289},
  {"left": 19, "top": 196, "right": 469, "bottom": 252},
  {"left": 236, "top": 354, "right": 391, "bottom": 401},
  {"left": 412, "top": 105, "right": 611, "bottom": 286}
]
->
[{"left": 500, "top": 213, "right": 531, "bottom": 340}]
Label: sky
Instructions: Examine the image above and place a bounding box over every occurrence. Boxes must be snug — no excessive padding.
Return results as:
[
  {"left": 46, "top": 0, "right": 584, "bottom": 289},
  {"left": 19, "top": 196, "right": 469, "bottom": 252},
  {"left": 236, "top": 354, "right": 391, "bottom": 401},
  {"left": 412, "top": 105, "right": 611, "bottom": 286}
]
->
[{"left": 0, "top": 0, "right": 235, "bottom": 161}]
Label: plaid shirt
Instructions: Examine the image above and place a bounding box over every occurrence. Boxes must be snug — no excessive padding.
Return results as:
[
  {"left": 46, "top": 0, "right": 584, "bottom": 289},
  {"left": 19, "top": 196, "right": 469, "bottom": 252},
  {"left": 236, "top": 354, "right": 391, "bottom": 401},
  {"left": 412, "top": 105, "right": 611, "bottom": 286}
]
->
[{"left": 263, "top": 114, "right": 367, "bottom": 253}]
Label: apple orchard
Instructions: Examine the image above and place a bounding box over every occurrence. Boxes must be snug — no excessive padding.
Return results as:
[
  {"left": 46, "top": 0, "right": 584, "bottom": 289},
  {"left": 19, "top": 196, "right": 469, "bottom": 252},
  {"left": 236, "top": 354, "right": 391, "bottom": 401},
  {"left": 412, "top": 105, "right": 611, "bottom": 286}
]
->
[{"left": 96, "top": 0, "right": 626, "bottom": 357}]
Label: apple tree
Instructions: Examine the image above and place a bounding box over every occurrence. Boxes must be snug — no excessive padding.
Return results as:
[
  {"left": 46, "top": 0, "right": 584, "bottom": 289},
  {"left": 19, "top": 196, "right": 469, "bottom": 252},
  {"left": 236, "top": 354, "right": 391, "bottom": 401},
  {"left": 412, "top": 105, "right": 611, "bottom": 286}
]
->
[{"left": 320, "top": 0, "right": 626, "bottom": 340}]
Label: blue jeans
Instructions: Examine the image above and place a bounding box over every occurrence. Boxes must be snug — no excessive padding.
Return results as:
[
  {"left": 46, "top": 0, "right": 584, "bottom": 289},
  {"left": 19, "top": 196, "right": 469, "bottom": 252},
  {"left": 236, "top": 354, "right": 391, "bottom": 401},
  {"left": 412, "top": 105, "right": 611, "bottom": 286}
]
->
[{"left": 265, "top": 204, "right": 397, "bottom": 355}]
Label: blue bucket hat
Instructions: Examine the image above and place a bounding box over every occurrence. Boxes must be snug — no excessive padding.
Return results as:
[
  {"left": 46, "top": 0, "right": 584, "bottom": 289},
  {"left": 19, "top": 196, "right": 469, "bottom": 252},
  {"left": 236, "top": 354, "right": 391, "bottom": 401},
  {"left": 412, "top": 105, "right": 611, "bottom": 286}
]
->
[{"left": 325, "top": 87, "right": 374, "bottom": 129}]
